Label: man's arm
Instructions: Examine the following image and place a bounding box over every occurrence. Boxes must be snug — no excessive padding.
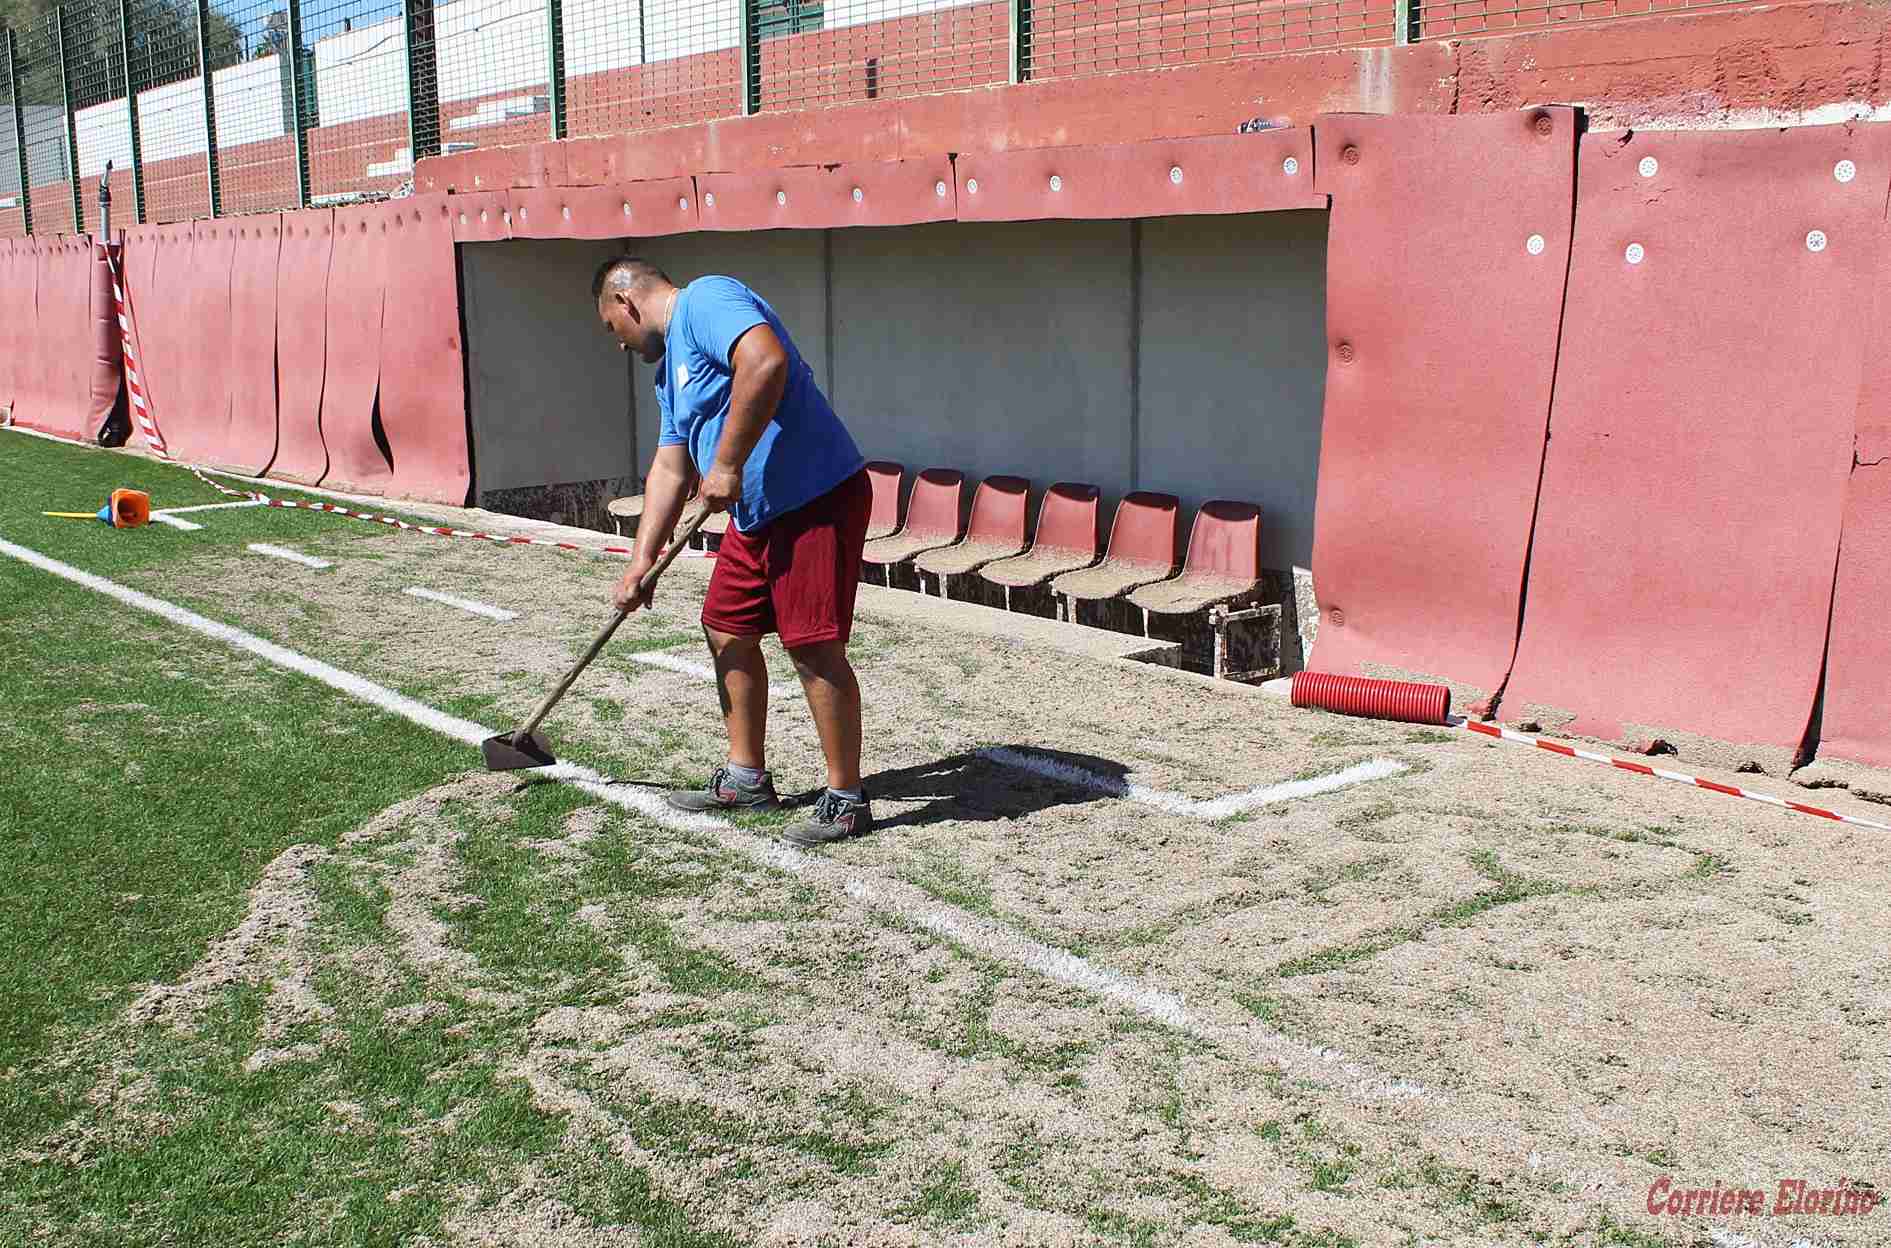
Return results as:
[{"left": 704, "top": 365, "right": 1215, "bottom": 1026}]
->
[
  {"left": 614, "top": 443, "right": 697, "bottom": 612},
  {"left": 698, "top": 324, "right": 789, "bottom": 513}
]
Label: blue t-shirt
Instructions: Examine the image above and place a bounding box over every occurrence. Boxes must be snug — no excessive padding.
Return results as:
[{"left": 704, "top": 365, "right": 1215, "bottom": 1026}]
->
[{"left": 655, "top": 276, "right": 864, "bottom": 533}]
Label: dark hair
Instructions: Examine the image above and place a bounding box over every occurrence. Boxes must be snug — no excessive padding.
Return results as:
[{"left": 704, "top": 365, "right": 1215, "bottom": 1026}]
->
[{"left": 592, "top": 255, "right": 672, "bottom": 300}]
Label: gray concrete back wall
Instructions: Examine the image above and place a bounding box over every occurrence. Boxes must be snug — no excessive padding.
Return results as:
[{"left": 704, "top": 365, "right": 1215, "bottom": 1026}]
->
[
  {"left": 462, "top": 213, "right": 1330, "bottom": 569},
  {"left": 831, "top": 220, "right": 1138, "bottom": 516},
  {"left": 461, "top": 237, "right": 634, "bottom": 493},
  {"left": 1139, "top": 211, "right": 1328, "bottom": 571}
]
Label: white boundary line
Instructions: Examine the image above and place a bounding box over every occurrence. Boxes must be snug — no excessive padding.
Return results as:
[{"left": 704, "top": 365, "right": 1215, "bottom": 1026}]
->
[
  {"left": 158, "top": 500, "right": 267, "bottom": 516},
  {"left": 0, "top": 534, "right": 1425, "bottom": 1105},
  {"left": 403, "top": 587, "right": 519, "bottom": 622},
  {"left": 150, "top": 513, "right": 203, "bottom": 532},
  {"left": 981, "top": 747, "right": 1408, "bottom": 820},
  {"left": 248, "top": 543, "right": 332, "bottom": 570}
]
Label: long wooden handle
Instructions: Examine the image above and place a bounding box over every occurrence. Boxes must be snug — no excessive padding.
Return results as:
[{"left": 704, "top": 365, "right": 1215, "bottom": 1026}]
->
[{"left": 511, "top": 507, "right": 714, "bottom": 742}]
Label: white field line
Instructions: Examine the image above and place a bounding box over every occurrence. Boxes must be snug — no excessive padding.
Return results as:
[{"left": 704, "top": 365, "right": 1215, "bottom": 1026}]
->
[
  {"left": 981, "top": 747, "right": 1408, "bottom": 820},
  {"left": 247, "top": 543, "right": 332, "bottom": 570},
  {"left": 630, "top": 651, "right": 796, "bottom": 700},
  {"left": 150, "top": 513, "right": 203, "bottom": 531},
  {"left": 403, "top": 587, "right": 519, "bottom": 622},
  {"left": 0, "top": 533, "right": 1426, "bottom": 1105},
  {"left": 158, "top": 499, "right": 266, "bottom": 516}
]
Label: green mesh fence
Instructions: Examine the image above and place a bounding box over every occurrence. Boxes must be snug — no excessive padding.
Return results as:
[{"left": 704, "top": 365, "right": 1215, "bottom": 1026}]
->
[
  {"left": 0, "top": 33, "right": 25, "bottom": 236},
  {"left": 1, "top": 0, "right": 1790, "bottom": 234},
  {"left": 17, "top": 11, "right": 75, "bottom": 234},
  {"left": 126, "top": 0, "right": 208, "bottom": 222}
]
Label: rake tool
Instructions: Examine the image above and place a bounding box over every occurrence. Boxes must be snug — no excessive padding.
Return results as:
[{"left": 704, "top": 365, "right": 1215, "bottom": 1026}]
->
[{"left": 482, "top": 507, "right": 712, "bottom": 771}]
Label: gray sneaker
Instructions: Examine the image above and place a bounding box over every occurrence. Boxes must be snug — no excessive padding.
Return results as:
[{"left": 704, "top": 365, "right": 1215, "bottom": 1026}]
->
[
  {"left": 667, "top": 765, "right": 781, "bottom": 813},
  {"left": 782, "top": 790, "right": 873, "bottom": 847}
]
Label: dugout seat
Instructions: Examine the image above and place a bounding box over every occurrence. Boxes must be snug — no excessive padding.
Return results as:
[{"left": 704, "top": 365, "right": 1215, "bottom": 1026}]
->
[
  {"left": 862, "top": 469, "right": 965, "bottom": 570},
  {"left": 979, "top": 483, "right": 1102, "bottom": 591},
  {"left": 607, "top": 487, "right": 730, "bottom": 546},
  {"left": 1051, "top": 492, "right": 1179, "bottom": 606},
  {"left": 914, "top": 475, "right": 1030, "bottom": 582},
  {"left": 864, "top": 461, "right": 904, "bottom": 541},
  {"left": 1129, "top": 501, "right": 1264, "bottom": 614}
]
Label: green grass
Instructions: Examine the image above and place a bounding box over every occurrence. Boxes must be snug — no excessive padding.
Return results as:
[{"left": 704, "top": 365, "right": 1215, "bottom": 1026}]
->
[
  {"left": 1272, "top": 852, "right": 1560, "bottom": 979},
  {"left": 0, "top": 429, "right": 424, "bottom": 578}
]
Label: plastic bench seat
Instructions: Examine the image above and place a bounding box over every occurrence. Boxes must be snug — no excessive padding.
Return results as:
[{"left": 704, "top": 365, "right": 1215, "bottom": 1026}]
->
[
  {"left": 1130, "top": 500, "right": 1264, "bottom": 614},
  {"left": 915, "top": 475, "right": 1029, "bottom": 578},
  {"left": 863, "top": 468, "right": 965, "bottom": 567},
  {"left": 981, "top": 483, "right": 1102, "bottom": 589},
  {"left": 1051, "top": 491, "right": 1179, "bottom": 602},
  {"left": 864, "top": 461, "right": 904, "bottom": 541}
]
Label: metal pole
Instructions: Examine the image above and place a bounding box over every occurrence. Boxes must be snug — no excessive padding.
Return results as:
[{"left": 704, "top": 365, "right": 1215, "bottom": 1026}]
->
[
  {"left": 116, "top": 0, "right": 145, "bottom": 223},
  {"left": 1008, "top": 0, "right": 1029, "bottom": 84},
  {"left": 193, "top": 0, "right": 221, "bottom": 216},
  {"left": 402, "top": 0, "right": 439, "bottom": 164},
  {"left": 4, "top": 30, "right": 29, "bottom": 236},
  {"left": 55, "top": 6, "right": 83, "bottom": 232},
  {"left": 545, "top": 0, "right": 565, "bottom": 139},
  {"left": 284, "top": 0, "right": 309, "bottom": 207},
  {"left": 738, "top": 0, "right": 757, "bottom": 115}
]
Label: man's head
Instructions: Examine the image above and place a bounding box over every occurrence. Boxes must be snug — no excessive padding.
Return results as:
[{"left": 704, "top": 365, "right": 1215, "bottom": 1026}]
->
[{"left": 593, "top": 256, "right": 675, "bottom": 363}]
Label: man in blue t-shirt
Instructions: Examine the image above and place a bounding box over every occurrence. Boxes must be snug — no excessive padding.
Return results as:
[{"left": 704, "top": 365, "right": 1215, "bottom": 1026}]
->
[{"left": 594, "top": 257, "right": 872, "bottom": 847}]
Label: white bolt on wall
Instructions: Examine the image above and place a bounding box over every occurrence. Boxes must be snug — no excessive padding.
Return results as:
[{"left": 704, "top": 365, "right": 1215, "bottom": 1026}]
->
[
  {"left": 1049, "top": 174, "right": 1062, "bottom": 191},
  {"left": 1282, "top": 157, "right": 1299, "bottom": 176},
  {"left": 1625, "top": 242, "right": 1645, "bottom": 264},
  {"left": 704, "top": 192, "right": 715, "bottom": 206},
  {"left": 776, "top": 190, "right": 786, "bottom": 205},
  {"left": 1169, "top": 166, "right": 1183, "bottom": 184},
  {"left": 1806, "top": 229, "right": 1828, "bottom": 253},
  {"left": 852, "top": 187, "right": 864, "bottom": 202},
  {"left": 934, "top": 180, "right": 947, "bottom": 196},
  {"left": 1835, "top": 160, "right": 1857, "bottom": 183},
  {"left": 1526, "top": 233, "right": 1545, "bottom": 255},
  {"left": 561, "top": 206, "right": 571, "bottom": 220},
  {"left": 1638, "top": 156, "right": 1659, "bottom": 178},
  {"left": 622, "top": 202, "right": 632, "bottom": 216},
  {"left": 967, "top": 178, "right": 979, "bottom": 194},
  {"left": 678, "top": 197, "right": 689, "bottom": 210}
]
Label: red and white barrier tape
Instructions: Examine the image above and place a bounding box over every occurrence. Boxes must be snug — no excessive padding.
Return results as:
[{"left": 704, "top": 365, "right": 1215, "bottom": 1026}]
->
[
  {"left": 106, "top": 248, "right": 643, "bottom": 560},
  {"left": 1459, "top": 719, "right": 1891, "bottom": 832}
]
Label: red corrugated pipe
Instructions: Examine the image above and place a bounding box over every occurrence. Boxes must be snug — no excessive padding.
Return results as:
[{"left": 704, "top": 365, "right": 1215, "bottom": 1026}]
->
[{"left": 1290, "top": 672, "right": 1451, "bottom": 726}]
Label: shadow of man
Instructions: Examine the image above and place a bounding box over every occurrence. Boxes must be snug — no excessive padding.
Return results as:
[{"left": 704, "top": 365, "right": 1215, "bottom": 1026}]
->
[{"left": 783, "top": 746, "right": 1131, "bottom": 833}]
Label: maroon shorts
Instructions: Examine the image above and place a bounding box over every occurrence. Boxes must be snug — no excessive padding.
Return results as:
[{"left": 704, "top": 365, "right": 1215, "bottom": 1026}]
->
[{"left": 701, "top": 468, "right": 872, "bottom": 648}]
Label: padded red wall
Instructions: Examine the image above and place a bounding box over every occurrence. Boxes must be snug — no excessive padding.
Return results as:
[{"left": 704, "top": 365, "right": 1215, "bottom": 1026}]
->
[
  {"left": 1502, "top": 125, "right": 1889, "bottom": 769},
  {"left": 1308, "top": 109, "right": 1576, "bottom": 704},
  {"left": 319, "top": 205, "right": 393, "bottom": 495},
  {"left": 271, "top": 209, "right": 334, "bottom": 487},
  {"left": 1818, "top": 197, "right": 1891, "bottom": 769},
  {"left": 226, "top": 218, "right": 284, "bottom": 475},
  {"left": 378, "top": 198, "right": 470, "bottom": 505},
  {"left": 179, "top": 221, "right": 240, "bottom": 467}
]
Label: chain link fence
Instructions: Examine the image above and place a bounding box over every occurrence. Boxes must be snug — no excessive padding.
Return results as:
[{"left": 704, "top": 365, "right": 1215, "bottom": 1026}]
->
[{"left": 0, "top": 0, "right": 1774, "bottom": 237}]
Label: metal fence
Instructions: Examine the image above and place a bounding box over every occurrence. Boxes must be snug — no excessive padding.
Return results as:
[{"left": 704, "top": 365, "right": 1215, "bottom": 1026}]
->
[{"left": 0, "top": 0, "right": 1769, "bottom": 236}]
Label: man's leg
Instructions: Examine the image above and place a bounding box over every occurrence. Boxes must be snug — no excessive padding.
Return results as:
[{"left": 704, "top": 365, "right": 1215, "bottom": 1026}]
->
[
  {"left": 787, "top": 639, "right": 861, "bottom": 792},
  {"left": 707, "top": 626, "right": 770, "bottom": 771}
]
